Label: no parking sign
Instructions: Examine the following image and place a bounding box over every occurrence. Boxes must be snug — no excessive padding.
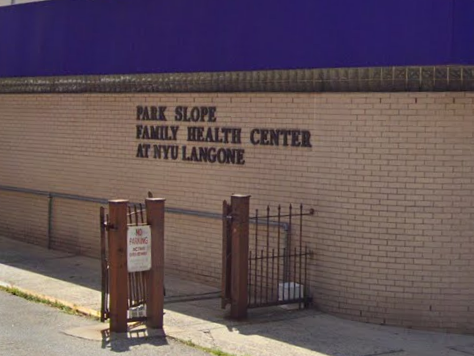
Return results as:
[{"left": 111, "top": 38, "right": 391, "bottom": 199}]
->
[{"left": 127, "top": 226, "right": 152, "bottom": 272}]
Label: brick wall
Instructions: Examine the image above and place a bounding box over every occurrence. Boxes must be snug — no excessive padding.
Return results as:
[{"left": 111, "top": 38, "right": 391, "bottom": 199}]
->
[
  {"left": 0, "top": 191, "right": 48, "bottom": 246},
  {"left": 0, "top": 92, "right": 472, "bottom": 333},
  {"left": 50, "top": 199, "right": 103, "bottom": 257}
]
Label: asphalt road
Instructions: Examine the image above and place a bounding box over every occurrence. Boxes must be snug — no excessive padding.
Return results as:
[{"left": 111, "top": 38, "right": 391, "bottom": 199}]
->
[{"left": 0, "top": 291, "right": 209, "bottom": 356}]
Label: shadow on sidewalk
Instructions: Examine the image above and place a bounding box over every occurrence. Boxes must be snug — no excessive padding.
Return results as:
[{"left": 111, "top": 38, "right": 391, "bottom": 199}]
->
[
  {"left": 0, "top": 236, "right": 101, "bottom": 291},
  {"left": 0, "top": 236, "right": 219, "bottom": 298},
  {"left": 164, "top": 297, "right": 407, "bottom": 356},
  {"left": 101, "top": 324, "right": 168, "bottom": 353},
  {"left": 3, "top": 236, "right": 474, "bottom": 356}
]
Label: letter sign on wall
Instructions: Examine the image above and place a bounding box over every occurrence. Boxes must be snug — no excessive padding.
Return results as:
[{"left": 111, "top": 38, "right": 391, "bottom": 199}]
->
[{"left": 127, "top": 226, "right": 152, "bottom": 272}]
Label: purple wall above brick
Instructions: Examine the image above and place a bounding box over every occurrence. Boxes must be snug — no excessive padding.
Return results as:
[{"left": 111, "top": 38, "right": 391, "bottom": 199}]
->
[{"left": 0, "top": 0, "right": 472, "bottom": 78}]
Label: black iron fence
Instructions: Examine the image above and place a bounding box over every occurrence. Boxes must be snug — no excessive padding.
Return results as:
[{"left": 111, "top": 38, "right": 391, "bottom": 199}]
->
[{"left": 248, "top": 204, "right": 314, "bottom": 309}]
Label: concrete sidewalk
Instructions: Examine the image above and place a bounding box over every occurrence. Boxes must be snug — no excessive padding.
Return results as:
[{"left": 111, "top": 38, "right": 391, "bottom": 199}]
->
[{"left": 1, "top": 236, "right": 473, "bottom": 356}]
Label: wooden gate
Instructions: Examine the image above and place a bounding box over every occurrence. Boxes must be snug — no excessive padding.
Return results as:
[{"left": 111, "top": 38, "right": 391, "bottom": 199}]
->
[{"left": 100, "top": 198, "right": 165, "bottom": 332}]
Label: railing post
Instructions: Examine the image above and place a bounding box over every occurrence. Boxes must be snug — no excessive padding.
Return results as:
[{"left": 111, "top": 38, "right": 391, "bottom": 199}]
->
[
  {"left": 99, "top": 206, "right": 107, "bottom": 323},
  {"left": 47, "top": 193, "right": 53, "bottom": 249},
  {"left": 108, "top": 199, "right": 129, "bottom": 333},
  {"left": 221, "top": 200, "right": 232, "bottom": 309},
  {"left": 145, "top": 198, "right": 165, "bottom": 329},
  {"left": 230, "top": 194, "right": 250, "bottom": 319}
]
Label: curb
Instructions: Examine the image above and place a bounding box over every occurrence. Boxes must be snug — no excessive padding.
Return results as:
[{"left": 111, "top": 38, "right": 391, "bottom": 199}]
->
[
  {"left": 0, "top": 280, "right": 241, "bottom": 356},
  {"left": 0, "top": 281, "right": 101, "bottom": 319}
]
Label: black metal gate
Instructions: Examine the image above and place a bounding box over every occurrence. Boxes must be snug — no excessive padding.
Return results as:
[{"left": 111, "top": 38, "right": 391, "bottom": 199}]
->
[
  {"left": 222, "top": 197, "right": 314, "bottom": 315},
  {"left": 247, "top": 204, "right": 314, "bottom": 309},
  {"left": 100, "top": 203, "right": 148, "bottom": 322}
]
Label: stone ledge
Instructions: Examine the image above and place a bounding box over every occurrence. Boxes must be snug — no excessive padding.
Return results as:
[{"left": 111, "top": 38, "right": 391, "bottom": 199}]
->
[{"left": 1, "top": 65, "right": 473, "bottom": 93}]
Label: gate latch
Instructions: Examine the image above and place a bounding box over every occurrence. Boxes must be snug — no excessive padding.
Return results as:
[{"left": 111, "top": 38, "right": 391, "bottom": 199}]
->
[{"left": 104, "top": 221, "right": 116, "bottom": 231}]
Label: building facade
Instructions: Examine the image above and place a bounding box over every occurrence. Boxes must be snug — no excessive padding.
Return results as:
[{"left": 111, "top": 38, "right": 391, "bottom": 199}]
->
[{"left": 0, "top": 0, "right": 473, "bottom": 333}]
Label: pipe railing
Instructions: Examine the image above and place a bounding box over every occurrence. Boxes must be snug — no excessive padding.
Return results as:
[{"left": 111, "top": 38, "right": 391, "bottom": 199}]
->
[{"left": 0, "top": 184, "right": 289, "bottom": 249}]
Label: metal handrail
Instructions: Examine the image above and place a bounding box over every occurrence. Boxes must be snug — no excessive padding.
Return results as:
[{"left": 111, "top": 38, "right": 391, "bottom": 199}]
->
[
  {"left": 0, "top": 184, "right": 223, "bottom": 218},
  {"left": 0, "top": 184, "right": 290, "bottom": 249}
]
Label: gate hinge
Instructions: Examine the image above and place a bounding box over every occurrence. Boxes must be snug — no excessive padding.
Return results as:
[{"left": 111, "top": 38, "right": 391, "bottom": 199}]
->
[
  {"left": 104, "top": 221, "right": 116, "bottom": 231},
  {"left": 221, "top": 297, "right": 231, "bottom": 309}
]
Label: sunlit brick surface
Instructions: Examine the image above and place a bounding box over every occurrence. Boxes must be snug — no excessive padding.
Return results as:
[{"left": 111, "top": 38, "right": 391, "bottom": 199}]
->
[{"left": 0, "top": 92, "right": 473, "bottom": 332}]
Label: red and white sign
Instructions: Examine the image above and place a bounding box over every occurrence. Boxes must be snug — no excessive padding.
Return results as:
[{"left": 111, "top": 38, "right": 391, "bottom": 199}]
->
[{"left": 127, "top": 226, "right": 152, "bottom": 272}]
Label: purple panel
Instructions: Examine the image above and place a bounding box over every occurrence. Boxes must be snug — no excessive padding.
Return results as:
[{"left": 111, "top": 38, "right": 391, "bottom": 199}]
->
[
  {"left": 0, "top": 0, "right": 457, "bottom": 78},
  {"left": 452, "top": 0, "right": 474, "bottom": 65}
]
